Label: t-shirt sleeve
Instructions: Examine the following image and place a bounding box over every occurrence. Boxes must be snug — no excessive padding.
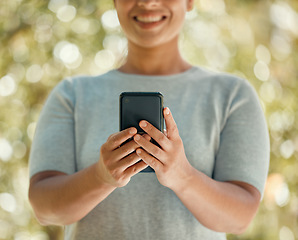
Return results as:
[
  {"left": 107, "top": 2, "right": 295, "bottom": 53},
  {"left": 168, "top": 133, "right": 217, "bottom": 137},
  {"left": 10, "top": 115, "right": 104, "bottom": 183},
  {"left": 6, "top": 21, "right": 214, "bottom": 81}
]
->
[
  {"left": 213, "top": 79, "right": 270, "bottom": 197},
  {"left": 29, "top": 78, "right": 77, "bottom": 178}
]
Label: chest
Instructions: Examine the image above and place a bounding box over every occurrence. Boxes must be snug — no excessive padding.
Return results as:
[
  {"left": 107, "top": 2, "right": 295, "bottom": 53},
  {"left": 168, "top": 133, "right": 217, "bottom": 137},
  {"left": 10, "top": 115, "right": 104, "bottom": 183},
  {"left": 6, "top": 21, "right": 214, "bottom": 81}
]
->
[{"left": 74, "top": 90, "right": 222, "bottom": 178}]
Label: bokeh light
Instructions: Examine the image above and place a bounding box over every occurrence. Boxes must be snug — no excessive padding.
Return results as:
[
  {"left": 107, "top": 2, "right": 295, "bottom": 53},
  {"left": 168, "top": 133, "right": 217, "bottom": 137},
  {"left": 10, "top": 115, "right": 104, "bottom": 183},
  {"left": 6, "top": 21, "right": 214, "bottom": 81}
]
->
[
  {"left": 0, "top": 193, "right": 17, "bottom": 213},
  {"left": 53, "top": 41, "right": 82, "bottom": 69},
  {"left": 56, "top": 5, "right": 76, "bottom": 22},
  {"left": 26, "top": 65, "right": 44, "bottom": 83},
  {"left": 101, "top": 9, "right": 120, "bottom": 31},
  {"left": 0, "top": 138, "right": 13, "bottom": 162},
  {"left": 94, "top": 49, "right": 115, "bottom": 70},
  {"left": 279, "top": 226, "right": 295, "bottom": 240},
  {"left": 48, "top": 0, "right": 68, "bottom": 13},
  {"left": 0, "top": 75, "right": 16, "bottom": 97},
  {"left": 254, "top": 61, "right": 270, "bottom": 82}
]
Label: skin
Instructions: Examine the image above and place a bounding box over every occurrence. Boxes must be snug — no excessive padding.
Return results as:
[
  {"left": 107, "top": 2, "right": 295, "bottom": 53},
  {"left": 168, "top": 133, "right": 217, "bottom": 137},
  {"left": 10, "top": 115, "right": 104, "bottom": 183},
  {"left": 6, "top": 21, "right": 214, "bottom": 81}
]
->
[
  {"left": 115, "top": 0, "right": 193, "bottom": 75},
  {"left": 29, "top": 0, "right": 261, "bottom": 234},
  {"left": 134, "top": 108, "right": 260, "bottom": 233}
]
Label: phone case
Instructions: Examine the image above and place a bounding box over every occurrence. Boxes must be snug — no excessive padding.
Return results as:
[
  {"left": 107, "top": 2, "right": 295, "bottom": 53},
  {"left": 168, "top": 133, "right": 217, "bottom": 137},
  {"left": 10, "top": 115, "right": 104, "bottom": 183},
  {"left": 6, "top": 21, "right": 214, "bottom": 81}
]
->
[{"left": 119, "top": 92, "right": 164, "bottom": 172}]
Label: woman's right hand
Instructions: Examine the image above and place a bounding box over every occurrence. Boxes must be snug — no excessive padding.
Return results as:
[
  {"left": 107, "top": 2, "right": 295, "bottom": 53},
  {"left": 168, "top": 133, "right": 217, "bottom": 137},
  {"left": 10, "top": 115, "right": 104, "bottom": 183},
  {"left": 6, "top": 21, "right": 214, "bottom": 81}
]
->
[{"left": 96, "top": 127, "right": 149, "bottom": 188}]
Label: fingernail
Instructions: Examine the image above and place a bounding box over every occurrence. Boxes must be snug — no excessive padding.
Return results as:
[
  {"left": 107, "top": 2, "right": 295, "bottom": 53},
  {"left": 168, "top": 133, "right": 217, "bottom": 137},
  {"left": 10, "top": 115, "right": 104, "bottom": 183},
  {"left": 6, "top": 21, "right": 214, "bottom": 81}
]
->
[
  {"left": 140, "top": 121, "right": 147, "bottom": 128},
  {"left": 135, "top": 134, "right": 140, "bottom": 141},
  {"left": 165, "top": 107, "right": 170, "bottom": 115},
  {"left": 129, "top": 128, "right": 136, "bottom": 134},
  {"left": 136, "top": 149, "right": 142, "bottom": 155}
]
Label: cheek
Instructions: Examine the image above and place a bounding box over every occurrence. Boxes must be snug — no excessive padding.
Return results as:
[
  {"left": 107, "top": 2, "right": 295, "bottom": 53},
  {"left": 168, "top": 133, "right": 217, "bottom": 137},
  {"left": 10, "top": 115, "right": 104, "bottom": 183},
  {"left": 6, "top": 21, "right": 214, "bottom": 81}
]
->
[
  {"left": 115, "top": 5, "right": 134, "bottom": 33},
  {"left": 116, "top": 11, "right": 130, "bottom": 32},
  {"left": 170, "top": 5, "right": 187, "bottom": 25},
  {"left": 168, "top": 12, "right": 186, "bottom": 35}
]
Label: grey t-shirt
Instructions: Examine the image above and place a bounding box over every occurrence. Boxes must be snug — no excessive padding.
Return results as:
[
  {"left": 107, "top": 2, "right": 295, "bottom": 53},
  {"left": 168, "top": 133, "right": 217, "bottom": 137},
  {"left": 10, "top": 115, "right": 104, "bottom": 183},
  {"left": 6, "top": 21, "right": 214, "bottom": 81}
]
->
[{"left": 29, "top": 66, "right": 270, "bottom": 240}]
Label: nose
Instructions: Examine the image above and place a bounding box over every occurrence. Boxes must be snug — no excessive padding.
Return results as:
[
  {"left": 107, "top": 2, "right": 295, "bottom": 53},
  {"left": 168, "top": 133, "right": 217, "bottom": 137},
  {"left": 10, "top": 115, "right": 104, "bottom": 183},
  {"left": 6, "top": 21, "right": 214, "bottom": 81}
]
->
[{"left": 137, "top": 0, "right": 161, "bottom": 8}]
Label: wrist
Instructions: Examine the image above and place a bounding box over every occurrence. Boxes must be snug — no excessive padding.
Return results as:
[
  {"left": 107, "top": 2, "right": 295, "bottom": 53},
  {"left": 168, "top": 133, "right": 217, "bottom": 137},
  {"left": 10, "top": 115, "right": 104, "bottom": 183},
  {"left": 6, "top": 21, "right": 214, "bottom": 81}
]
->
[
  {"left": 92, "top": 163, "right": 117, "bottom": 191},
  {"left": 170, "top": 165, "right": 198, "bottom": 194}
]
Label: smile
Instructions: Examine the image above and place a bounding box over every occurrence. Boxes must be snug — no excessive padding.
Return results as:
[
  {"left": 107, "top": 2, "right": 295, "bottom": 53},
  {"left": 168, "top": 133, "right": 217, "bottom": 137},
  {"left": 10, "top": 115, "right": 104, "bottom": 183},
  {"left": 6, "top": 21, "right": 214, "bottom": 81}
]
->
[{"left": 134, "top": 15, "right": 166, "bottom": 23}]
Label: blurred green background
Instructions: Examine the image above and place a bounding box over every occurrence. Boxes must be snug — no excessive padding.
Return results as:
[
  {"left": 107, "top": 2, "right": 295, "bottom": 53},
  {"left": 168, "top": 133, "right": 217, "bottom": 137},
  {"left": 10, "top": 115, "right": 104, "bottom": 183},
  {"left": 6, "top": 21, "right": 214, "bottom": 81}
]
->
[{"left": 0, "top": 0, "right": 297, "bottom": 239}]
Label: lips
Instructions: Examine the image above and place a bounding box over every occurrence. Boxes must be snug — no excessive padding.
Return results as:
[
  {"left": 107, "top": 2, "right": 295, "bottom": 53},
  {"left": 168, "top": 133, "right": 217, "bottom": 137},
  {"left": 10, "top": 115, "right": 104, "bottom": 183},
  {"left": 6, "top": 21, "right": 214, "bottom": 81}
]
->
[{"left": 134, "top": 15, "right": 166, "bottom": 23}]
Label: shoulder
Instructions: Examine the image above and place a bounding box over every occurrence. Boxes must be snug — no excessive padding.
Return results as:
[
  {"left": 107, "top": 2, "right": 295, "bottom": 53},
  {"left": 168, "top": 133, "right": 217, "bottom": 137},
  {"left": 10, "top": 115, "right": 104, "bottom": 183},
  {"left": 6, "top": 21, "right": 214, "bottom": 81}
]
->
[
  {"left": 52, "top": 70, "right": 120, "bottom": 98},
  {"left": 190, "top": 66, "right": 257, "bottom": 100},
  {"left": 59, "top": 70, "right": 117, "bottom": 88},
  {"left": 193, "top": 66, "right": 248, "bottom": 87}
]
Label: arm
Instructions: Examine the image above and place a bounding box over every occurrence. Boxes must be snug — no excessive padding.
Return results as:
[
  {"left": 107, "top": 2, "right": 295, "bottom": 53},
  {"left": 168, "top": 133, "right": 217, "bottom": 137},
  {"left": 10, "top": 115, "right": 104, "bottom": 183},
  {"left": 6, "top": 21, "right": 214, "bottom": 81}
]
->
[
  {"left": 172, "top": 172, "right": 261, "bottom": 234},
  {"left": 134, "top": 107, "right": 263, "bottom": 234},
  {"left": 29, "top": 166, "right": 115, "bottom": 226},
  {"left": 29, "top": 80, "right": 150, "bottom": 225},
  {"left": 29, "top": 128, "right": 149, "bottom": 226}
]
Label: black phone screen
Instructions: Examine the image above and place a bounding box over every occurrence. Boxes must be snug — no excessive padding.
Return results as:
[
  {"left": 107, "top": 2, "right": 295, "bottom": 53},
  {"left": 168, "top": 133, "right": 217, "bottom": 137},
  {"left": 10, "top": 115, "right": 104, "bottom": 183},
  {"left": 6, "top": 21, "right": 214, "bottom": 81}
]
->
[
  {"left": 120, "top": 92, "right": 164, "bottom": 133},
  {"left": 119, "top": 92, "right": 164, "bottom": 173}
]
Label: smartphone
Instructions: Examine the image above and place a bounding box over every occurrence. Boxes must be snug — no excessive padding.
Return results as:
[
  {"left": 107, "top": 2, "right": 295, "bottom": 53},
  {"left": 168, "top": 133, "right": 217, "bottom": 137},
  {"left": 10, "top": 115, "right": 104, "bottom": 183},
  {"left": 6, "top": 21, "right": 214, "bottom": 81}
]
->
[{"left": 119, "top": 92, "right": 164, "bottom": 172}]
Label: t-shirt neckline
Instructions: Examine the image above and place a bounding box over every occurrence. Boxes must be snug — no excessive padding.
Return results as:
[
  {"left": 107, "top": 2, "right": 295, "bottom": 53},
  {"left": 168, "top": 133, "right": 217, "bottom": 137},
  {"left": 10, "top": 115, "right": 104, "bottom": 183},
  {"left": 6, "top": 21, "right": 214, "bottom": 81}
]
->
[{"left": 109, "top": 66, "right": 199, "bottom": 81}]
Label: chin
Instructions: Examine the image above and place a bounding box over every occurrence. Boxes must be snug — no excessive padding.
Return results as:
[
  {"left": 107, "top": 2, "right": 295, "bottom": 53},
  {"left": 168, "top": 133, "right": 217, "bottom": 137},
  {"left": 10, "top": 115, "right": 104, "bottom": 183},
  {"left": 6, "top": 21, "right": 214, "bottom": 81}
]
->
[{"left": 129, "top": 36, "right": 178, "bottom": 50}]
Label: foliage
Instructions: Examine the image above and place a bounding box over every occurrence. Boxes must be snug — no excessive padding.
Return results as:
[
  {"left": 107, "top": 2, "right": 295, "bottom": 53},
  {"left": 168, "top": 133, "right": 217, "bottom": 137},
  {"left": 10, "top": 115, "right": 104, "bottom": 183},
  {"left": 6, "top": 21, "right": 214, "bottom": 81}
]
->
[{"left": 0, "top": 0, "right": 297, "bottom": 239}]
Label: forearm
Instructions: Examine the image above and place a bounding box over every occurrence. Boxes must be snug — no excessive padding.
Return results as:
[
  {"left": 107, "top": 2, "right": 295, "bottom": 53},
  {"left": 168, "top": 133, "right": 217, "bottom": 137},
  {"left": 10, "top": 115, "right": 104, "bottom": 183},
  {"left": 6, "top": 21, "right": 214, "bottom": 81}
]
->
[
  {"left": 172, "top": 168, "right": 260, "bottom": 234},
  {"left": 29, "top": 163, "right": 116, "bottom": 226}
]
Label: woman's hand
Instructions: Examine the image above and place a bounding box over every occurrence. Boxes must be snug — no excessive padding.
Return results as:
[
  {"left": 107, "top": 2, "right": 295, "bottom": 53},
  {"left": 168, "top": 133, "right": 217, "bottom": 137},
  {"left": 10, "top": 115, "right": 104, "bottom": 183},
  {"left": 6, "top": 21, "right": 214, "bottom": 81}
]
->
[
  {"left": 97, "top": 128, "right": 150, "bottom": 188},
  {"left": 133, "top": 107, "right": 194, "bottom": 191}
]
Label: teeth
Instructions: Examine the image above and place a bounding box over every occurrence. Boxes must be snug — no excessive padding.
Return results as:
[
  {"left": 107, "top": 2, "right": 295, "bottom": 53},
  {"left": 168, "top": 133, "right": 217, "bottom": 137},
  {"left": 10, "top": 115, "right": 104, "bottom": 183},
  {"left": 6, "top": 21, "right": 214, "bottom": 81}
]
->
[{"left": 136, "top": 16, "right": 164, "bottom": 23}]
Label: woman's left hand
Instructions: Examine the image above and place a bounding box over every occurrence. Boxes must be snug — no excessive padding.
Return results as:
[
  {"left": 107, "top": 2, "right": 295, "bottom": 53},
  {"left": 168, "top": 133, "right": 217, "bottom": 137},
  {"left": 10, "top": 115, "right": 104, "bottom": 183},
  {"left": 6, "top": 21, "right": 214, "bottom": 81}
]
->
[{"left": 134, "top": 107, "right": 194, "bottom": 191}]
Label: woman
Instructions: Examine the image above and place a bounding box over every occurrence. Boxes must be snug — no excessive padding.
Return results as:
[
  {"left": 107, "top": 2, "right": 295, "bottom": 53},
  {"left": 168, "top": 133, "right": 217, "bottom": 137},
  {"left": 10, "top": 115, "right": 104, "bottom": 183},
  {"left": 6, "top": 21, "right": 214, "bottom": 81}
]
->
[{"left": 28, "top": 0, "right": 270, "bottom": 239}]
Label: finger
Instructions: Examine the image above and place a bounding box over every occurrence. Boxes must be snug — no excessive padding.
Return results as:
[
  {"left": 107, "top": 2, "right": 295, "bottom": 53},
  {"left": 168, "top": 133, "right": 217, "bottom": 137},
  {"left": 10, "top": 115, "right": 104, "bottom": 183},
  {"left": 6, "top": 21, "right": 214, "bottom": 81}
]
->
[
  {"left": 118, "top": 152, "right": 142, "bottom": 171},
  {"left": 164, "top": 129, "right": 168, "bottom": 137},
  {"left": 134, "top": 134, "right": 166, "bottom": 160},
  {"left": 113, "top": 138, "right": 140, "bottom": 160},
  {"left": 139, "top": 120, "right": 169, "bottom": 150},
  {"left": 143, "top": 134, "right": 151, "bottom": 141},
  {"left": 163, "top": 107, "right": 179, "bottom": 140},
  {"left": 106, "top": 151, "right": 141, "bottom": 175},
  {"left": 106, "top": 127, "right": 137, "bottom": 151},
  {"left": 124, "top": 160, "right": 148, "bottom": 177},
  {"left": 136, "top": 148, "right": 163, "bottom": 171}
]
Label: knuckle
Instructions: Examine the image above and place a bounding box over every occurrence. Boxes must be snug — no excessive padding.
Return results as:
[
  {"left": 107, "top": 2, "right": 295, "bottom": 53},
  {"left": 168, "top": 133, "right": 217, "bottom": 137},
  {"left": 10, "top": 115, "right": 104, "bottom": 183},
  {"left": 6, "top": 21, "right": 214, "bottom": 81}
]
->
[
  {"left": 156, "top": 134, "right": 166, "bottom": 144},
  {"left": 162, "top": 164, "right": 169, "bottom": 174},
  {"left": 150, "top": 159, "right": 157, "bottom": 169},
  {"left": 108, "top": 133, "right": 120, "bottom": 146},
  {"left": 118, "top": 174, "right": 126, "bottom": 183},
  {"left": 124, "top": 144, "right": 133, "bottom": 155},
  {"left": 152, "top": 147, "right": 161, "bottom": 157},
  {"left": 102, "top": 156, "right": 109, "bottom": 165},
  {"left": 128, "top": 152, "right": 134, "bottom": 160},
  {"left": 107, "top": 133, "right": 115, "bottom": 142},
  {"left": 143, "top": 134, "right": 151, "bottom": 141},
  {"left": 104, "top": 156, "right": 113, "bottom": 167},
  {"left": 130, "top": 153, "right": 139, "bottom": 161},
  {"left": 176, "top": 138, "right": 183, "bottom": 147},
  {"left": 110, "top": 169, "right": 120, "bottom": 180},
  {"left": 112, "top": 136, "right": 119, "bottom": 146},
  {"left": 100, "top": 144, "right": 106, "bottom": 154},
  {"left": 147, "top": 124, "right": 154, "bottom": 132},
  {"left": 113, "top": 173, "right": 120, "bottom": 181},
  {"left": 131, "top": 165, "right": 138, "bottom": 174},
  {"left": 150, "top": 159, "right": 154, "bottom": 166},
  {"left": 125, "top": 154, "right": 134, "bottom": 165}
]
